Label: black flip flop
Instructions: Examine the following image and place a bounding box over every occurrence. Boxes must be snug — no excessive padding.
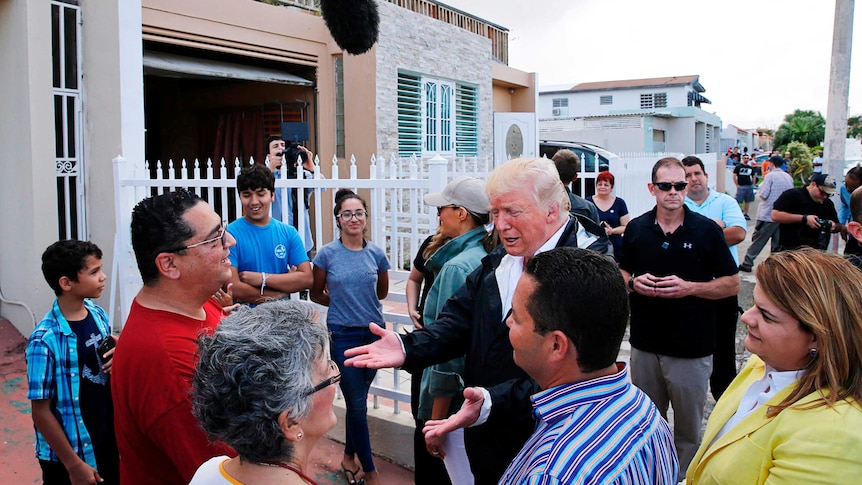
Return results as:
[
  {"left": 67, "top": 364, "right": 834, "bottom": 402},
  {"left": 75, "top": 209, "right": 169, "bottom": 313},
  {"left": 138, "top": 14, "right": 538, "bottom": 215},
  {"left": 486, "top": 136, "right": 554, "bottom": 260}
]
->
[{"left": 342, "top": 465, "right": 365, "bottom": 485}]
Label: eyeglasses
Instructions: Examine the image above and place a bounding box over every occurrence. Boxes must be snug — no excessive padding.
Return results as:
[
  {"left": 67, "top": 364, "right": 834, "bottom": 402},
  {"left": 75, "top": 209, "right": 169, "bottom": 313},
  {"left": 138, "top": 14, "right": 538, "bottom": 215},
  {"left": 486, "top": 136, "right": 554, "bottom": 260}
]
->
[
  {"left": 817, "top": 186, "right": 833, "bottom": 197},
  {"left": 306, "top": 360, "right": 341, "bottom": 396},
  {"left": 167, "top": 221, "right": 227, "bottom": 253},
  {"left": 335, "top": 210, "right": 367, "bottom": 221},
  {"left": 436, "top": 205, "right": 460, "bottom": 215},
  {"left": 653, "top": 182, "right": 688, "bottom": 192}
]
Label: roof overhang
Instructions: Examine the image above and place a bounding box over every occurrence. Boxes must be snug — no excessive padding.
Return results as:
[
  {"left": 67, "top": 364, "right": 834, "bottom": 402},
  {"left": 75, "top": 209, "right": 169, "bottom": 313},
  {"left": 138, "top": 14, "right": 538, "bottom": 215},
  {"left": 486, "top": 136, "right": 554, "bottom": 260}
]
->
[{"left": 143, "top": 51, "right": 313, "bottom": 86}]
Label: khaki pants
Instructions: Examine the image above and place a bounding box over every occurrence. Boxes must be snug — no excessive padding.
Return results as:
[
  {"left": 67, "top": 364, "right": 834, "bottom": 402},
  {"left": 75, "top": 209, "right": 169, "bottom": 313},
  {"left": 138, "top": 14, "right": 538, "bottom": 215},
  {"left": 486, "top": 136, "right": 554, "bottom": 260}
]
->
[{"left": 631, "top": 348, "right": 712, "bottom": 481}]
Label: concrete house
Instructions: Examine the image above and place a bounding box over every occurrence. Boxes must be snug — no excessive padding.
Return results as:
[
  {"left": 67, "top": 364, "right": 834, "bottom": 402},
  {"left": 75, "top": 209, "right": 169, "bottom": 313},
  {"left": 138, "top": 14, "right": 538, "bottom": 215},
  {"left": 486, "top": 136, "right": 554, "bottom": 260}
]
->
[
  {"left": 538, "top": 74, "right": 721, "bottom": 154},
  {"left": 0, "top": 0, "right": 536, "bottom": 335},
  {"left": 721, "top": 124, "right": 759, "bottom": 153}
]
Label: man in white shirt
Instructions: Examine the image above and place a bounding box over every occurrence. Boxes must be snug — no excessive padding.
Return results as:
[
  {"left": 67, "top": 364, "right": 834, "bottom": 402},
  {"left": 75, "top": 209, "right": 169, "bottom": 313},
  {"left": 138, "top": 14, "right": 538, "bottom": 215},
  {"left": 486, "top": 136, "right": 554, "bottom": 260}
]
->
[{"left": 342, "top": 157, "right": 609, "bottom": 484}]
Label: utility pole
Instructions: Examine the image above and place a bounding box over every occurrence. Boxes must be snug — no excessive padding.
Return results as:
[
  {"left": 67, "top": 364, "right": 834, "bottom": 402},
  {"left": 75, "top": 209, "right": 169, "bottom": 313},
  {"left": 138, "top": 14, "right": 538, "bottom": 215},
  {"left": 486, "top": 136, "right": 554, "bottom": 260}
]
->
[{"left": 824, "top": 0, "right": 855, "bottom": 178}]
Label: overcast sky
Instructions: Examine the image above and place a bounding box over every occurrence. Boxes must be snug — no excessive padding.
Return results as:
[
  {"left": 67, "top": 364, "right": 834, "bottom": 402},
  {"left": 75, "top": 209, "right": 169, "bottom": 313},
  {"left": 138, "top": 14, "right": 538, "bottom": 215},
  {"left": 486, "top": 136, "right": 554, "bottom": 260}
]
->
[{"left": 441, "top": 0, "right": 862, "bottom": 130}]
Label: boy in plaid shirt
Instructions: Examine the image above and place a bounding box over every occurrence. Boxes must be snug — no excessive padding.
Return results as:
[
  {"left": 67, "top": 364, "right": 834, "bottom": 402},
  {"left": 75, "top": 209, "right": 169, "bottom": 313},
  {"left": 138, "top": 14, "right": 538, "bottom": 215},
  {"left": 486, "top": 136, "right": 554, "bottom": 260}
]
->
[{"left": 26, "top": 240, "right": 118, "bottom": 484}]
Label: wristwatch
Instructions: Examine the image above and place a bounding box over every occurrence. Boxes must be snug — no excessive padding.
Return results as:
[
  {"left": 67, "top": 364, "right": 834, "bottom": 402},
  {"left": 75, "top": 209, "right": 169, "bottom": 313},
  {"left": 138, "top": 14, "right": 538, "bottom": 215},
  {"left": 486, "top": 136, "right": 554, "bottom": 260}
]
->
[{"left": 629, "top": 275, "right": 635, "bottom": 291}]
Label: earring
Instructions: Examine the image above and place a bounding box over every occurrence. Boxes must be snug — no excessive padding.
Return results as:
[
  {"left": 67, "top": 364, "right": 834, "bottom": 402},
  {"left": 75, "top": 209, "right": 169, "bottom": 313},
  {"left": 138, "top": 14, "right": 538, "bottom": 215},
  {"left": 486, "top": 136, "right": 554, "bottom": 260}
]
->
[
  {"left": 296, "top": 432, "right": 303, "bottom": 441},
  {"left": 809, "top": 348, "right": 818, "bottom": 358}
]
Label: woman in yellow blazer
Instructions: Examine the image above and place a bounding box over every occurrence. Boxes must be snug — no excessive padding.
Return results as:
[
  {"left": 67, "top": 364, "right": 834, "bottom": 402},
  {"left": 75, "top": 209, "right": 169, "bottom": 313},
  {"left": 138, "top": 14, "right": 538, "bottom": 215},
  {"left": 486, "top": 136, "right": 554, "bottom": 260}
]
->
[{"left": 686, "top": 249, "right": 862, "bottom": 484}]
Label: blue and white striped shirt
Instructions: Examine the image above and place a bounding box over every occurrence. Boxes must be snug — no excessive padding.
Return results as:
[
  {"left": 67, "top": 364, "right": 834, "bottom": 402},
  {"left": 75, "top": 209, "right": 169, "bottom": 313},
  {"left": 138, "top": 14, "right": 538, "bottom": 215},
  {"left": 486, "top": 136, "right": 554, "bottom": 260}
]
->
[{"left": 499, "top": 363, "right": 678, "bottom": 484}]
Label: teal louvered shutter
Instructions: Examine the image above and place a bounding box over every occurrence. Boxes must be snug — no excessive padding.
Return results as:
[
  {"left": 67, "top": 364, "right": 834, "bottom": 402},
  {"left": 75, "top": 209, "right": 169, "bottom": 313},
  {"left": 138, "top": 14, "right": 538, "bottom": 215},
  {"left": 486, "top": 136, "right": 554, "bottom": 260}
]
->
[
  {"left": 455, "top": 83, "right": 479, "bottom": 156},
  {"left": 397, "top": 72, "right": 422, "bottom": 157}
]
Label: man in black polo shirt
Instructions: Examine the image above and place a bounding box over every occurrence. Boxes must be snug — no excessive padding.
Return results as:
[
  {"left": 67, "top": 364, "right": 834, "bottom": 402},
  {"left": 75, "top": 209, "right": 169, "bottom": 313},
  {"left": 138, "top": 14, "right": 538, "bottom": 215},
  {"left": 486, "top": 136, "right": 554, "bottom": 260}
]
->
[
  {"left": 619, "top": 157, "right": 739, "bottom": 481},
  {"left": 772, "top": 173, "right": 842, "bottom": 250}
]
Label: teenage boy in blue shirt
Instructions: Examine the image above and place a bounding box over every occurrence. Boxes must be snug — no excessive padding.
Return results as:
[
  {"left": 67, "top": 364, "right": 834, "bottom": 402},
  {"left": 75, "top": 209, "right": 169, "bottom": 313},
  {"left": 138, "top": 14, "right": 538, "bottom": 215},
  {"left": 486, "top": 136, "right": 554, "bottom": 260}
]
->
[
  {"left": 26, "top": 240, "right": 118, "bottom": 484},
  {"left": 228, "top": 164, "right": 312, "bottom": 304}
]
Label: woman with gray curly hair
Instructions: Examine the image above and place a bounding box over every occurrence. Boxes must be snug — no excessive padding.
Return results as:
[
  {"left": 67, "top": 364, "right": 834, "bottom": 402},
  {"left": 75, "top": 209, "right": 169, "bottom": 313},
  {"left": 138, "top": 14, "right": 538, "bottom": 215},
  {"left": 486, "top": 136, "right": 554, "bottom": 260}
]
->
[{"left": 189, "top": 300, "right": 338, "bottom": 485}]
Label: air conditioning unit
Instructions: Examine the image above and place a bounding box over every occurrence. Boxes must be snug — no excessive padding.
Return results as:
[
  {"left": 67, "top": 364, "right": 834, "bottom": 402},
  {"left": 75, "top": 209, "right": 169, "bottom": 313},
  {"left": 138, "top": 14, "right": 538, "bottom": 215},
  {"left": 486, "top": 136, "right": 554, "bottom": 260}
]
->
[{"left": 552, "top": 108, "right": 562, "bottom": 116}]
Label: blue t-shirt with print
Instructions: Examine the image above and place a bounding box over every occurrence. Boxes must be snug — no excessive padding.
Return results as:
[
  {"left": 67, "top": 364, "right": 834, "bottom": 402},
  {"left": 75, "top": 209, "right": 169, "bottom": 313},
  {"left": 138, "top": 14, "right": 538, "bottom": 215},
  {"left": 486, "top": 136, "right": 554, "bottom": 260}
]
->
[
  {"left": 227, "top": 217, "right": 309, "bottom": 274},
  {"left": 313, "top": 239, "right": 391, "bottom": 327}
]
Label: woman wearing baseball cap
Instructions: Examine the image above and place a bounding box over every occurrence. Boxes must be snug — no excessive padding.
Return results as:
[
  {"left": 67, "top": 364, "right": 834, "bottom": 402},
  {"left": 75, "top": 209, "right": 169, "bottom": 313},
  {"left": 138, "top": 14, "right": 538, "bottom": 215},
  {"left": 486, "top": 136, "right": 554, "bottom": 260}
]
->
[{"left": 417, "top": 176, "right": 492, "bottom": 485}]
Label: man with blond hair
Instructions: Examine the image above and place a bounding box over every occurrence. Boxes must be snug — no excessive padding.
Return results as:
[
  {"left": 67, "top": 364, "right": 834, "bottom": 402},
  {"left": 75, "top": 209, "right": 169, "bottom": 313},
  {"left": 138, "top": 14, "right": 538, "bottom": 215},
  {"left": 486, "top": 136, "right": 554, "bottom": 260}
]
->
[{"left": 344, "top": 158, "right": 608, "bottom": 484}]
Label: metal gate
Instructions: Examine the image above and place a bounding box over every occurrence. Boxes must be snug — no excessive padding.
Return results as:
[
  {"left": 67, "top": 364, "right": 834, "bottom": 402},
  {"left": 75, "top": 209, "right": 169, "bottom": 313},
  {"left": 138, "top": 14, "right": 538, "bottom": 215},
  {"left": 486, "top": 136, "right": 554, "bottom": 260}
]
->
[{"left": 52, "top": 0, "right": 86, "bottom": 240}]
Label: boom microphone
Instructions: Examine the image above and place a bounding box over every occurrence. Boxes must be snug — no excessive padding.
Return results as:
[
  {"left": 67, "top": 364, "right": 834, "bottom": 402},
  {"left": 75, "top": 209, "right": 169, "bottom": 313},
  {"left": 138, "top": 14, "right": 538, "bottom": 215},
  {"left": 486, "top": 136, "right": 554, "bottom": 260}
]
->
[{"left": 319, "top": 0, "right": 380, "bottom": 55}]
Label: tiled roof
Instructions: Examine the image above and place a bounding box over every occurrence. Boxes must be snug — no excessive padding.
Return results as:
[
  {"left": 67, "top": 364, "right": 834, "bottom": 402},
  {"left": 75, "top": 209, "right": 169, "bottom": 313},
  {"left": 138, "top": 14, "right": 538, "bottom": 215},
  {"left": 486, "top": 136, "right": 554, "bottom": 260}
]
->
[{"left": 569, "top": 75, "right": 700, "bottom": 92}]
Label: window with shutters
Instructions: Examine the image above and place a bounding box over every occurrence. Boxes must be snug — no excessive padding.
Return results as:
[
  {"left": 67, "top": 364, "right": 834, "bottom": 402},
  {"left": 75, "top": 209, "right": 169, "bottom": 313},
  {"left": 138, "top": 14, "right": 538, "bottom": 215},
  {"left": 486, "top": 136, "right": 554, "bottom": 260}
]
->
[
  {"left": 334, "top": 56, "right": 345, "bottom": 157},
  {"left": 640, "top": 93, "right": 653, "bottom": 109},
  {"left": 398, "top": 71, "right": 478, "bottom": 157}
]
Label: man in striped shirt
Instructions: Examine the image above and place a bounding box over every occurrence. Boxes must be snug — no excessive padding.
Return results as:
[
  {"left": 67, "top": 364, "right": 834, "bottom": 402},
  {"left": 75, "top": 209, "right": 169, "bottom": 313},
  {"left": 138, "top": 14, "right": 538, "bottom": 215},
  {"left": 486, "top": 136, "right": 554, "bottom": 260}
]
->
[{"left": 500, "top": 247, "right": 678, "bottom": 484}]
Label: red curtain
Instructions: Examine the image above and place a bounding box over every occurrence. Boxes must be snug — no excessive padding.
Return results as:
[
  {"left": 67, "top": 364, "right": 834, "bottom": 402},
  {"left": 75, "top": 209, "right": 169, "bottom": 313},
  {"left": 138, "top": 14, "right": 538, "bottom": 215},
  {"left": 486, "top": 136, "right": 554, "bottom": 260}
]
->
[{"left": 198, "top": 107, "right": 264, "bottom": 177}]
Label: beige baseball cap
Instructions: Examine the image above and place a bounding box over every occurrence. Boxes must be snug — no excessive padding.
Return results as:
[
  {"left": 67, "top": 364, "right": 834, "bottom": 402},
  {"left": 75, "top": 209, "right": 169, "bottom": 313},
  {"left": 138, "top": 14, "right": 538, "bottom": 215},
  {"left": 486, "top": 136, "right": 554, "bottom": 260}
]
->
[{"left": 424, "top": 176, "right": 490, "bottom": 214}]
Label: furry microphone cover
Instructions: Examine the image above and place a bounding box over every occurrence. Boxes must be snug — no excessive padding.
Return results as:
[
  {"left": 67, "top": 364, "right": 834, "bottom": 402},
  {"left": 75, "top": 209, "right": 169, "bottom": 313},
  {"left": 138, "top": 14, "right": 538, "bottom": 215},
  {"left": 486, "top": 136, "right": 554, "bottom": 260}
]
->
[{"left": 320, "top": 0, "right": 380, "bottom": 55}]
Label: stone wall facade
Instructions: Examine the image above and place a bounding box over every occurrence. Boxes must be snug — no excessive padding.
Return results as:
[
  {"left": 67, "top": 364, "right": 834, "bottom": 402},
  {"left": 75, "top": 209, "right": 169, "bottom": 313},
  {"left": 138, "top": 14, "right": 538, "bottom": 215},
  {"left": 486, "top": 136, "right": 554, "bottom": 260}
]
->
[{"left": 375, "top": 0, "right": 494, "bottom": 158}]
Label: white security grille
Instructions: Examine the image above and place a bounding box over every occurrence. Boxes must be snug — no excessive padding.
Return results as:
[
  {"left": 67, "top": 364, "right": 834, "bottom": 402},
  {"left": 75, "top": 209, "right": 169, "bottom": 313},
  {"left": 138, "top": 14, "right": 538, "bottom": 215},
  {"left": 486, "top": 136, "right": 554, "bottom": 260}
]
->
[{"left": 52, "top": 0, "right": 86, "bottom": 240}]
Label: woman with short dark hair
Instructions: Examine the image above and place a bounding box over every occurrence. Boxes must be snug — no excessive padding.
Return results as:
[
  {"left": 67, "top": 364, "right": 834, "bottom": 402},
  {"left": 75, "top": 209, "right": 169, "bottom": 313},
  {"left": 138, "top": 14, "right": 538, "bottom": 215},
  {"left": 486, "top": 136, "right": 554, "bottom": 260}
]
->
[{"left": 586, "top": 171, "right": 629, "bottom": 260}]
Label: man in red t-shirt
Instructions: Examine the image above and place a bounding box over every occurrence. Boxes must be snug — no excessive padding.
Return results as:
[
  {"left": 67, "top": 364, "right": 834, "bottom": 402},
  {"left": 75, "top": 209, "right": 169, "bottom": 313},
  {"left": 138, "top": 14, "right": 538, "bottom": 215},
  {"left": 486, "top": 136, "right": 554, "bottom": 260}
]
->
[{"left": 111, "top": 189, "right": 237, "bottom": 484}]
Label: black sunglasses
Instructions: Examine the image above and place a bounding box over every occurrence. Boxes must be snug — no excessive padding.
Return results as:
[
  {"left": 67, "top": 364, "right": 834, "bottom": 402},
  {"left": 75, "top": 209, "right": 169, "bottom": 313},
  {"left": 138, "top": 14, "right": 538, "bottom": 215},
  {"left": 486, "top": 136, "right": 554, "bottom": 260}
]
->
[
  {"left": 653, "top": 182, "right": 688, "bottom": 192},
  {"left": 306, "top": 360, "right": 341, "bottom": 396},
  {"left": 437, "top": 205, "right": 460, "bottom": 215}
]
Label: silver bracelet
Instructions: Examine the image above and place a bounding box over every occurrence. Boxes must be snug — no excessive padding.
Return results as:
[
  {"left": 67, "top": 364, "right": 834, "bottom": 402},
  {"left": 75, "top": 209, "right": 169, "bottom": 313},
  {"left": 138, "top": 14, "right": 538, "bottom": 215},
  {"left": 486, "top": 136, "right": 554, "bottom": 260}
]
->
[{"left": 260, "top": 272, "right": 267, "bottom": 295}]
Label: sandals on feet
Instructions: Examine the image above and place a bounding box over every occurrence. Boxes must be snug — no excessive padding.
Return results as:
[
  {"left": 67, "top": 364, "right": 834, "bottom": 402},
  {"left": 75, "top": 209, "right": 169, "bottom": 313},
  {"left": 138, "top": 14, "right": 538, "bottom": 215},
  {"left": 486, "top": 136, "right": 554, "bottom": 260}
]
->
[{"left": 342, "top": 465, "right": 365, "bottom": 485}]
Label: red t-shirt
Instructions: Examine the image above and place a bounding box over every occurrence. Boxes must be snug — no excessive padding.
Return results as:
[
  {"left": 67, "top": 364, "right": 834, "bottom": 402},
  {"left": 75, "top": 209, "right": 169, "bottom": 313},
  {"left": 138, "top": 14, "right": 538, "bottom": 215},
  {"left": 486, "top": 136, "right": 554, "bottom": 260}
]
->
[{"left": 111, "top": 298, "right": 234, "bottom": 485}]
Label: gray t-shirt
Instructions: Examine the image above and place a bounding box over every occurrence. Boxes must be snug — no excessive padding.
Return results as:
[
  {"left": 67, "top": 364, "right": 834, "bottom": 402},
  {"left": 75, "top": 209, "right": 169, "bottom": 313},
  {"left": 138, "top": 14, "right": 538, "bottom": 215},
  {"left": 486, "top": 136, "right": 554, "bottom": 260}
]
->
[{"left": 313, "top": 239, "right": 391, "bottom": 327}]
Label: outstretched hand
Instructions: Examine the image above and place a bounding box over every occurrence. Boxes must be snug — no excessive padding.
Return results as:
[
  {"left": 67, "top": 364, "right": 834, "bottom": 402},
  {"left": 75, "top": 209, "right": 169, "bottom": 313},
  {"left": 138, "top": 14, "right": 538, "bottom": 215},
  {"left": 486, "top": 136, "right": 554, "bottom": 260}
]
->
[
  {"left": 343, "top": 323, "right": 406, "bottom": 369},
  {"left": 422, "top": 387, "right": 484, "bottom": 439}
]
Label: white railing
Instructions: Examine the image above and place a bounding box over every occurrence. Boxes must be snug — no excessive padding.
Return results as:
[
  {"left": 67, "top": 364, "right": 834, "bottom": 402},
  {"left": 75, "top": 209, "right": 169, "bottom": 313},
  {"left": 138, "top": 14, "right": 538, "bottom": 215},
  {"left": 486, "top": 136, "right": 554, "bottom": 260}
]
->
[{"left": 111, "top": 153, "right": 492, "bottom": 411}]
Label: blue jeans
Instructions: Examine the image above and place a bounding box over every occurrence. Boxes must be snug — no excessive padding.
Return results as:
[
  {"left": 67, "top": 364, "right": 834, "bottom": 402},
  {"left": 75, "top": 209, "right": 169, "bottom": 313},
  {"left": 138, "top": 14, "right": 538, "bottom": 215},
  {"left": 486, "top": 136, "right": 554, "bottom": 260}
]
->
[{"left": 329, "top": 324, "right": 380, "bottom": 472}]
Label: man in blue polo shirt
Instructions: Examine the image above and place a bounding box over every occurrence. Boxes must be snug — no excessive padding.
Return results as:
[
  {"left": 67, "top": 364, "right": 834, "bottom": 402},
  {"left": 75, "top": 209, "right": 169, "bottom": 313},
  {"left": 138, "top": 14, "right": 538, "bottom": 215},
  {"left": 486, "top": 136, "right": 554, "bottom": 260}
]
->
[
  {"left": 619, "top": 157, "right": 739, "bottom": 481},
  {"left": 682, "top": 155, "right": 747, "bottom": 400}
]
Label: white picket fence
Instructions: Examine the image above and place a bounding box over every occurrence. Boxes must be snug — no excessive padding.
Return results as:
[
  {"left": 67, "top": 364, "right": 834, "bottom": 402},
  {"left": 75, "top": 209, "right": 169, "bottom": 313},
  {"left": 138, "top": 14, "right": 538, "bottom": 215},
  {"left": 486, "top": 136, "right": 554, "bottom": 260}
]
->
[
  {"left": 110, "top": 153, "right": 492, "bottom": 413},
  {"left": 108, "top": 150, "right": 714, "bottom": 413}
]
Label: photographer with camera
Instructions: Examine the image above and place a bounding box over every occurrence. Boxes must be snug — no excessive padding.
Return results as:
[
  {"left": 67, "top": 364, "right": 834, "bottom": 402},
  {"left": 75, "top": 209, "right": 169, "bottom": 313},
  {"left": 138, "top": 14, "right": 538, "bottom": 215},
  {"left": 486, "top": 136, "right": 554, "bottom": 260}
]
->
[
  {"left": 264, "top": 135, "right": 316, "bottom": 256},
  {"left": 771, "top": 173, "right": 842, "bottom": 251}
]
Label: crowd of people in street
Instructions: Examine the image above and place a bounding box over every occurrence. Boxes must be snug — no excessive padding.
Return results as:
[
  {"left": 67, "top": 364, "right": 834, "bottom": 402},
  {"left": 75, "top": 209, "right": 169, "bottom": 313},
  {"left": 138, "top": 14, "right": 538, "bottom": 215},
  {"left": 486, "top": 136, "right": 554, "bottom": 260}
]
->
[{"left": 24, "top": 144, "right": 862, "bottom": 485}]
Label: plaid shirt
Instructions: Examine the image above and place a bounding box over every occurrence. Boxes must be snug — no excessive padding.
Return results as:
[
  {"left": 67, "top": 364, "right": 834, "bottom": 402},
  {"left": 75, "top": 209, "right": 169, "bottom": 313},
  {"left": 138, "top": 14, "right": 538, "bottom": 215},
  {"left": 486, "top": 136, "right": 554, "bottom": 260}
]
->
[{"left": 26, "top": 298, "right": 111, "bottom": 467}]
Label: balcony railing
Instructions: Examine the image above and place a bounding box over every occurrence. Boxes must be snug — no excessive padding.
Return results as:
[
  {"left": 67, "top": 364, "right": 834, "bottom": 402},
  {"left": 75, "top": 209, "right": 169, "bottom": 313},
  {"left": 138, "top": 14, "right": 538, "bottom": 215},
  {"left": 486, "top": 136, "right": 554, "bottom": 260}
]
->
[
  {"left": 259, "top": 0, "right": 320, "bottom": 13},
  {"left": 390, "top": 0, "right": 509, "bottom": 64},
  {"left": 258, "top": 0, "right": 509, "bottom": 64}
]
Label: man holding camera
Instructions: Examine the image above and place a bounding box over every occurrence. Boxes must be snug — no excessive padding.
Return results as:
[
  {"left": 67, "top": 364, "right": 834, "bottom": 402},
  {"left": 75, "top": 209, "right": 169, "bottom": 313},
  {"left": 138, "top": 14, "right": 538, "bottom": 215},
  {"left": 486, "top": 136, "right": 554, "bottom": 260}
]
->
[
  {"left": 264, "top": 135, "right": 315, "bottom": 255},
  {"left": 771, "top": 173, "right": 841, "bottom": 250}
]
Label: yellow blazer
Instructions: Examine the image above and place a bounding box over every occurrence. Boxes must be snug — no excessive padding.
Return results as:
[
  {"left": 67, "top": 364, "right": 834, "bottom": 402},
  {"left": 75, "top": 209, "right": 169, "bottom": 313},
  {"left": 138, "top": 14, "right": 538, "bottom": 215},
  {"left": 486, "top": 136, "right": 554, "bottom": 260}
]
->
[{"left": 686, "top": 355, "right": 862, "bottom": 484}]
